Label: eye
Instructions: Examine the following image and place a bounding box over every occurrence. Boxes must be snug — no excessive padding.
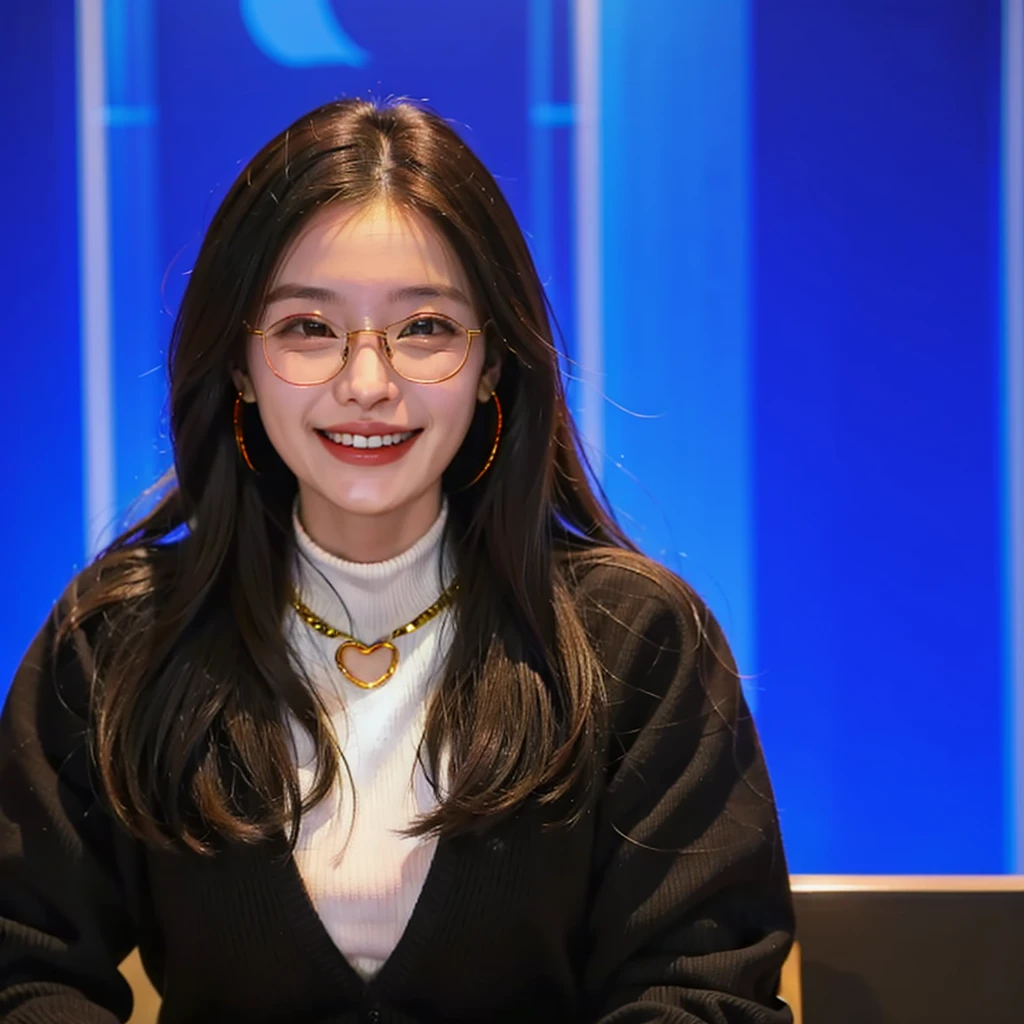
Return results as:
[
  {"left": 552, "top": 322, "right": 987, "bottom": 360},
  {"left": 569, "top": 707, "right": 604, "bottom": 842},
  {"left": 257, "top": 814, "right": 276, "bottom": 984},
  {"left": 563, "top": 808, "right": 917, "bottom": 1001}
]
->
[
  {"left": 398, "top": 315, "right": 458, "bottom": 338},
  {"left": 282, "top": 316, "right": 337, "bottom": 339}
]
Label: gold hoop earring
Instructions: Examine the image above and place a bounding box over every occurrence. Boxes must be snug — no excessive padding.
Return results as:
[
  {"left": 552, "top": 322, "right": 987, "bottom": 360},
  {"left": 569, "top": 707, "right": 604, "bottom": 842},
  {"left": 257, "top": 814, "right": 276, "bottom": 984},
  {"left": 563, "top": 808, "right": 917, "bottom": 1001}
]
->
[
  {"left": 233, "top": 393, "right": 257, "bottom": 473},
  {"left": 457, "top": 391, "right": 502, "bottom": 492}
]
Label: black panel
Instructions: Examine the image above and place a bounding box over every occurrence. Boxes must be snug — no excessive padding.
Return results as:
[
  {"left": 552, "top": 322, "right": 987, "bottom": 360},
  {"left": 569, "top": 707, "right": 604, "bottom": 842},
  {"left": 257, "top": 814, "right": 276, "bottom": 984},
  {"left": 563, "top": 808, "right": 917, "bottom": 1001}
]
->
[{"left": 794, "top": 889, "right": 1024, "bottom": 1024}]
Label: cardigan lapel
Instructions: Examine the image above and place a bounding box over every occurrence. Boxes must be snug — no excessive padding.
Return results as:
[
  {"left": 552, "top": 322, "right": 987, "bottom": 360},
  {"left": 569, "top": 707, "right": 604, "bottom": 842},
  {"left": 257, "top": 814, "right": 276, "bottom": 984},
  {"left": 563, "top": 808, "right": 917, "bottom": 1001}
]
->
[{"left": 278, "top": 832, "right": 458, "bottom": 996}]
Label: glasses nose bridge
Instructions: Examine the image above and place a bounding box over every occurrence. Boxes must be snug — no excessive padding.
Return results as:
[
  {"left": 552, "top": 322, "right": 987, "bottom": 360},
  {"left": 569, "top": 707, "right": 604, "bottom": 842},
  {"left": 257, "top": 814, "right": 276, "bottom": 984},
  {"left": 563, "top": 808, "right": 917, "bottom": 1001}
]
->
[
  {"left": 345, "top": 325, "right": 388, "bottom": 342},
  {"left": 344, "top": 325, "right": 392, "bottom": 361},
  {"left": 341, "top": 325, "right": 394, "bottom": 389}
]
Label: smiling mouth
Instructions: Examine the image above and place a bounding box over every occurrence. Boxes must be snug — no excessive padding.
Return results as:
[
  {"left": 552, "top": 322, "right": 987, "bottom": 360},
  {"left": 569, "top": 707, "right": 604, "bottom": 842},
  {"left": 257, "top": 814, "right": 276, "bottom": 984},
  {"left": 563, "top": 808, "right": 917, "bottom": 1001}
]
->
[{"left": 315, "top": 428, "right": 421, "bottom": 449}]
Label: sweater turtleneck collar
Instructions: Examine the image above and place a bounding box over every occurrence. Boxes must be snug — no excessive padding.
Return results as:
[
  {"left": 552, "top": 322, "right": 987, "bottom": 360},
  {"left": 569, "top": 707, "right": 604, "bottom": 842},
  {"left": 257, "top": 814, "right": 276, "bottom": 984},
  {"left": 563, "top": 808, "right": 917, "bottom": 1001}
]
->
[{"left": 291, "top": 500, "right": 453, "bottom": 644}]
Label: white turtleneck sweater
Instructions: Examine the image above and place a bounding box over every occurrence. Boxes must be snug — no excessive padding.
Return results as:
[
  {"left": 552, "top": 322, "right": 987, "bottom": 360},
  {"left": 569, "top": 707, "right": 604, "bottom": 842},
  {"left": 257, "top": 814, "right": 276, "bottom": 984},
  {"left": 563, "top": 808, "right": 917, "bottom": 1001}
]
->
[{"left": 285, "top": 501, "right": 454, "bottom": 980}]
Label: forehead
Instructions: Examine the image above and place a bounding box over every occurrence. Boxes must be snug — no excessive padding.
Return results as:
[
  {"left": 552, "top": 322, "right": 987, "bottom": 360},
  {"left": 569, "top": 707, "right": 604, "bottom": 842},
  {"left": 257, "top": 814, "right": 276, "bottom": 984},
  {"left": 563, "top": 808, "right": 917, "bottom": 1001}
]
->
[{"left": 270, "top": 200, "right": 471, "bottom": 299}]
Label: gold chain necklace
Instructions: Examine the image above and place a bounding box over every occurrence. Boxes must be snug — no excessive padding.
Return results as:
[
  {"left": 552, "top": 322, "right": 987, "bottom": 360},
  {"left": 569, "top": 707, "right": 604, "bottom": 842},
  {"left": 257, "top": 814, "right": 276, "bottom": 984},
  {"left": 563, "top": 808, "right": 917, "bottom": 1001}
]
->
[{"left": 291, "top": 581, "right": 458, "bottom": 690}]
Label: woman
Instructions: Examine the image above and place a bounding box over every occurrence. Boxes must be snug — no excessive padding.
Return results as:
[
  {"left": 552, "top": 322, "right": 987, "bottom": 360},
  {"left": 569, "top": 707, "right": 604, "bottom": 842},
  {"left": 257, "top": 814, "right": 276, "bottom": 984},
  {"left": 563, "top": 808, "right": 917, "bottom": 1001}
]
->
[{"left": 0, "top": 99, "right": 794, "bottom": 1023}]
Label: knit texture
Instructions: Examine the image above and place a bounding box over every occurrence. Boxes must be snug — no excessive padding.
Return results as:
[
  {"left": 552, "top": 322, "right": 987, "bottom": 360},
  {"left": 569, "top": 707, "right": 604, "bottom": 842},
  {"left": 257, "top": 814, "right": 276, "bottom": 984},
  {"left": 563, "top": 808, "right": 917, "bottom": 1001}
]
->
[{"left": 0, "top": 556, "right": 795, "bottom": 1024}]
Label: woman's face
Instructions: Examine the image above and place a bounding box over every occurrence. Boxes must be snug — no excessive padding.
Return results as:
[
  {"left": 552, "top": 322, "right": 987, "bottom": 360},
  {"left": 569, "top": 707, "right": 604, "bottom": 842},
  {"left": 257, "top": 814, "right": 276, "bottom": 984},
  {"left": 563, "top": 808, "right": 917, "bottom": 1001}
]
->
[{"left": 235, "top": 200, "right": 498, "bottom": 557}]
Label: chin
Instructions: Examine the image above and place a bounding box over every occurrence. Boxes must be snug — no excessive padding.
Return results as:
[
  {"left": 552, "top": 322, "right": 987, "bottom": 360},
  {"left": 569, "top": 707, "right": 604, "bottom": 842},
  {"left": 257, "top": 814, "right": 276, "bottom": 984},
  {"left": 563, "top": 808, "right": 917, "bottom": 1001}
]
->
[
  {"left": 325, "top": 492, "right": 402, "bottom": 517},
  {"left": 321, "top": 483, "right": 422, "bottom": 518}
]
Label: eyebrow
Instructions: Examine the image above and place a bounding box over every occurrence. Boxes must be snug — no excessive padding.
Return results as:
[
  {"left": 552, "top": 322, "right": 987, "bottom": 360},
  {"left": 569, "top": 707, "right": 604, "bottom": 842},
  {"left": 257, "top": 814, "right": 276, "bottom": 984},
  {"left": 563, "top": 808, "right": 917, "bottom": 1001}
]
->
[{"left": 264, "top": 282, "right": 472, "bottom": 308}]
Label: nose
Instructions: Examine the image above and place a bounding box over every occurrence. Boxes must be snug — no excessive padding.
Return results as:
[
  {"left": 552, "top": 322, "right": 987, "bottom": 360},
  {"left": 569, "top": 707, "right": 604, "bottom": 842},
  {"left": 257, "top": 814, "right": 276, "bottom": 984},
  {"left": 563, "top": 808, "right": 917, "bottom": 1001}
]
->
[{"left": 334, "top": 331, "right": 395, "bottom": 407}]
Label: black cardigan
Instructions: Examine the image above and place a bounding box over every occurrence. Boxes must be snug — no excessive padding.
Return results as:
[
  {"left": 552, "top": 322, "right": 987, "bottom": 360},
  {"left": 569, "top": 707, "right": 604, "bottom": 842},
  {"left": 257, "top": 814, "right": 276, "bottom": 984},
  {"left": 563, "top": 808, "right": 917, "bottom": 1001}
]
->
[{"left": 0, "top": 562, "right": 795, "bottom": 1024}]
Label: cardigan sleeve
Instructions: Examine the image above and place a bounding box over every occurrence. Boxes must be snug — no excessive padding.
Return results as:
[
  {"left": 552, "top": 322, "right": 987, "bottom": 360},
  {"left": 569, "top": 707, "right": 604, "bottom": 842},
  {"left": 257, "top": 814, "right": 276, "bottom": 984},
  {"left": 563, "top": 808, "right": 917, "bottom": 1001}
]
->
[
  {"left": 0, "top": 593, "right": 137, "bottom": 1023},
  {"left": 580, "top": 570, "right": 795, "bottom": 1024}
]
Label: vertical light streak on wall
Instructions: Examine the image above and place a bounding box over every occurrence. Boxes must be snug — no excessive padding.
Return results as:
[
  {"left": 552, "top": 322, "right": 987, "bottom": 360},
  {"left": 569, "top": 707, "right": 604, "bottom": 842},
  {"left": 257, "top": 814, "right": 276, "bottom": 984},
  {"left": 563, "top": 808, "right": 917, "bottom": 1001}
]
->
[
  {"left": 529, "top": 0, "right": 555, "bottom": 290},
  {"left": 1003, "top": 0, "right": 1024, "bottom": 872},
  {"left": 76, "top": 0, "right": 115, "bottom": 557},
  {"left": 573, "top": 0, "right": 603, "bottom": 480},
  {"left": 597, "top": 1, "right": 755, "bottom": 703},
  {"left": 105, "top": 0, "right": 165, "bottom": 517}
]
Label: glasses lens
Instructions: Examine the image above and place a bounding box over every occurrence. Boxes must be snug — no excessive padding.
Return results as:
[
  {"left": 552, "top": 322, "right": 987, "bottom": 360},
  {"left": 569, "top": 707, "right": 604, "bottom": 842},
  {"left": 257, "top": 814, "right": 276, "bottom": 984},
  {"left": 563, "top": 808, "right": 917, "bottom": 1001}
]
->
[
  {"left": 387, "top": 314, "right": 470, "bottom": 383},
  {"left": 263, "top": 315, "right": 346, "bottom": 385}
]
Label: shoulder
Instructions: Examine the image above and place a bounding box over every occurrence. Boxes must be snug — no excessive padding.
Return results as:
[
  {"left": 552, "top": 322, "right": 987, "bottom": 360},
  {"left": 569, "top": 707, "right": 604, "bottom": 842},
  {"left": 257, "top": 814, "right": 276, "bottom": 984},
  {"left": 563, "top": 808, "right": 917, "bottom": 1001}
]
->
[
  {"left": 560, "top": 547, "right": 742, "bottom": 744},
  {"left": 1, "top": 574, "right": 100, "bottom": 799},
  {"left": 7, "top": 546, "right": 164, "bottom": 723},
  {"left": 562, "top": 547, "right": 713, "bottom": 662}
]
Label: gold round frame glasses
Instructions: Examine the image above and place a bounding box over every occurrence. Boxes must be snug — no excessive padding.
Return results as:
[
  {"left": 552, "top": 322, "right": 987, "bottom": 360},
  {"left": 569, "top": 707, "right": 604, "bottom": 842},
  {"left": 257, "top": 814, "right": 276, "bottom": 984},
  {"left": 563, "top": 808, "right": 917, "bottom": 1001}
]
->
[{"left": 245, "top": 312, "right": 486, "bottom": 386}]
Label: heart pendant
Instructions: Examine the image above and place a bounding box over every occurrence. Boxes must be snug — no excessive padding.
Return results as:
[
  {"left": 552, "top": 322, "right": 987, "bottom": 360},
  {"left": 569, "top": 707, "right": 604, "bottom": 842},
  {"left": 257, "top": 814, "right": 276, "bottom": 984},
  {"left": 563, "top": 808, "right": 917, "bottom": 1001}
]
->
[{"left": 335, "top": 639, "right": 399, "bottom": 689}]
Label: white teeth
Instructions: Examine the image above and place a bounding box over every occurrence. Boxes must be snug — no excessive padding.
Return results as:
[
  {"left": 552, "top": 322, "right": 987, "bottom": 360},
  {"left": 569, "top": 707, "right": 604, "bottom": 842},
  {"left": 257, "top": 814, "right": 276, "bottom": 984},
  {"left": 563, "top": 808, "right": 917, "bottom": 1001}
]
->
[{"left": 321, "top": 429, "right": 415, "bottom": 448}]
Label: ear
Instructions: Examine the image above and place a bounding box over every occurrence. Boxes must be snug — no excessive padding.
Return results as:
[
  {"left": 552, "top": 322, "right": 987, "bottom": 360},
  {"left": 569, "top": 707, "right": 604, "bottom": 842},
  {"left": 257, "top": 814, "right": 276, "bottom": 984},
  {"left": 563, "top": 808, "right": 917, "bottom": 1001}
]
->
[
  {"left": 230, "top": 367, "right": 257, "bottom": 403},
  {"left": 476, "top": 349, "right": 502, "bottom": 403}
]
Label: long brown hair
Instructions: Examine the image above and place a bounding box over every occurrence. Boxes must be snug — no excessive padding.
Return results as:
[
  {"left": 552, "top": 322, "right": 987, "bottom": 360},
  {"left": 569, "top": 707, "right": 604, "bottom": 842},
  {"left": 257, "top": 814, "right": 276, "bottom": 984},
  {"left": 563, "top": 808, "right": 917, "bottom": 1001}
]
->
[{"left": 65, "top": 98, "right": 647, "bottom": 853}]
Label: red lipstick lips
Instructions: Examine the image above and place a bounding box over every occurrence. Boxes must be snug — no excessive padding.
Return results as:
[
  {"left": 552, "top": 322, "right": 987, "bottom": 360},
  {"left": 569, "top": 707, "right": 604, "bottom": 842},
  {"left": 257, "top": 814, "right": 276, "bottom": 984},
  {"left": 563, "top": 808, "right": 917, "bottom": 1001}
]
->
[{"left": 315, "top": 424, "right": 422, "bottom": 467}]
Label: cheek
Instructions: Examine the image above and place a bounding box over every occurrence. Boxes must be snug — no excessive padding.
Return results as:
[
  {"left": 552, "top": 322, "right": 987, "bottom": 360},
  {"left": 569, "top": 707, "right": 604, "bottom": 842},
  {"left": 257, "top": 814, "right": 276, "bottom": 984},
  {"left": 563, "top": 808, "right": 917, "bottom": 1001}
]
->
[
  {"left": 421, "top": 378, "right": 481, "bottom": 444},
  {"left": 249, "top": 363, "right": 314, "bottom": 463},
  {"left": 414, "top": 342, "right": 487, "bottom": 440},
  {"left": 414, "top": 388, "right": 480, "bottom": 485}
]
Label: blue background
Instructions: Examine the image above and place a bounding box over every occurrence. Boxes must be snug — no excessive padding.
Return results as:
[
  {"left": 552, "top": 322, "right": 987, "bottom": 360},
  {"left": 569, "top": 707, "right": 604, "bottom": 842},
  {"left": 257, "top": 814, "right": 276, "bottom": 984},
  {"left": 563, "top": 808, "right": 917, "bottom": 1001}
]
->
[{"left": 0, "top": 0, "right": 1014, "bottom": 874}]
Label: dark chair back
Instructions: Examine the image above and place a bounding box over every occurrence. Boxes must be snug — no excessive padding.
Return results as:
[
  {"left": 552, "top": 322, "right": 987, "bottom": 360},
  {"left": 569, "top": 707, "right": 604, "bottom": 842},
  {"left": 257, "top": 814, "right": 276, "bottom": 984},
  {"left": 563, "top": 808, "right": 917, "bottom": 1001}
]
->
[{"left": 792, "top": 875, "right": 1024, "bottom": 1024}]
